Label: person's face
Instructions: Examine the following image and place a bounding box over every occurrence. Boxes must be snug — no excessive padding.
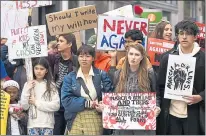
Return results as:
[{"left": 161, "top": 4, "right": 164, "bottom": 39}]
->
[
  {"left": 125, "top": 37, "right": 142, "bottom": 50},
  {"left": 6, "top": 86, "right": 18, "bottom": 102},
  {"left": 163, "top": 24, "right": 172, "bottom": 41},
  {"left": 1, "top": 39, "right": 7, "bottom": 45},
  {"left": 78, "top": 53, "right": 94, "bottom": 68},
  {"left": 34, "top": 64, "right": 47, "bottom": 80},
  {"left": 178, "top": 30, "right": 197, "bottom": 49},
  {"left": 128, "top": 47, "right": 143, "bottom": 67},
  {"left": 57, "top": 36, "right": 71, "bottom": 52}
]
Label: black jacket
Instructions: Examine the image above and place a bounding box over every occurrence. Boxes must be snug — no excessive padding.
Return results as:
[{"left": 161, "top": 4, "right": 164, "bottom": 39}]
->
[{"left": 157, "top": 49, "right": 205, "bottom": 135}]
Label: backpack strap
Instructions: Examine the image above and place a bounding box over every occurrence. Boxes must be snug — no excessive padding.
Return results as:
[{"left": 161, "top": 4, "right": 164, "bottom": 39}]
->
[{"left": 77, "top": 77, "right": 93, "bottom": 100}]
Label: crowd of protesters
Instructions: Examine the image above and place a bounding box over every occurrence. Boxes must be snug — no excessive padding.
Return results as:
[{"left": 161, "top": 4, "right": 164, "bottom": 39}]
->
[{"left": 1, "top": 18, "right": 205, "bottom": 135}]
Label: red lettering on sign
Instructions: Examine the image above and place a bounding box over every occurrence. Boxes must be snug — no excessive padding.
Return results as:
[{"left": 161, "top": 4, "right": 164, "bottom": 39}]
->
[
  {"left": 104, "top": 19, "right": 116, "bottom": 32},
  {"left": 117, "top": 20, "right": 124, "bottom": 35},
  {"left": 140, "top": 22, "right": 148, "bottom": 35}
]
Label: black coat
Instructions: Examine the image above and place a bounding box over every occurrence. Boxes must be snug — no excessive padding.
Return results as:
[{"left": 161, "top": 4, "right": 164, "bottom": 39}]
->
[{"left": 157, "top": 49, "right": 205, "bottom": 135}]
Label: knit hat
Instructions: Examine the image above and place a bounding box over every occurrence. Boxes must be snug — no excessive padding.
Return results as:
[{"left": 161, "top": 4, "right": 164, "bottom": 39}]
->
[
  {"left": 3, "top": 80, "right": 20, "bottom": 90},
  {"left": 87, "top": 35, "right": 97, "bottom": 48}
]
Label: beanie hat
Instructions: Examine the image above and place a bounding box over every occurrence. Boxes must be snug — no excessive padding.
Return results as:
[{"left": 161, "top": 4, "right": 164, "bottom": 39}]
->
[
  {"left": 87, "top": 35, "right": 97, "bottom": 48},
  {"left": 3, "top": 80, "right": 20, "bottom": 90}
]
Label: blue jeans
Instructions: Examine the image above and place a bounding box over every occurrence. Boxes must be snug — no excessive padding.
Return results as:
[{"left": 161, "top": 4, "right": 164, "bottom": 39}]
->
[{"left": 28, "top": 128, "right": 53, "bottom": 135}]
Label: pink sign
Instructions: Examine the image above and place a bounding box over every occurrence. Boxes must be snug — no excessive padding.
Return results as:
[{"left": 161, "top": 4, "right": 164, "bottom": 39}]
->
[{"left": 103, "top": 92, "right": 156, "bottom": 130}]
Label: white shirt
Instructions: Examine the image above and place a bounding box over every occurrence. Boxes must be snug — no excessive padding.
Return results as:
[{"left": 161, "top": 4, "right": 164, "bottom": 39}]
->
[
  {"left": 76, "top": 67, "right": 97, "bottom": 100},
  {"left": 10, "top": 115, "right": 20, "bottom": 135}
]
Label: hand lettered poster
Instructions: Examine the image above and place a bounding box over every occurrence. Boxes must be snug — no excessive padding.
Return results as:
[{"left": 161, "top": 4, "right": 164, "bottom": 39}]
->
[
  {"left": 103, "top": 92, "right": 156, "bottom": 130},
  {"left": 8, "top": 25, "right": 48, "bottom": 60},
  {"left": 0, "top": 90, "right": 10, "bottom": 135},
  {"left": 96, "top": 15, "right": 148, "bottom": 51},
  {"left": 147, "top": 38, "right": 174, "bottom": 66},
  {"left": 46, "top": 5, "right": 97, "bottom": 36},
  {"left": 164, "top": 55, "right": 196, "bottom": 101}
]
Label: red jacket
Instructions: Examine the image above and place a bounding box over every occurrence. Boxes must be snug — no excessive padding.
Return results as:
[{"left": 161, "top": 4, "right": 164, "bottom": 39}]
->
[{"left": 94, "top": 54, "right": 111, "bottom": 72}]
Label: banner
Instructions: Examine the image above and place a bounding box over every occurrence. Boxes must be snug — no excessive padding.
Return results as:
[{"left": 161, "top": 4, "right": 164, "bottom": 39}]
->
[
  {"left": 0, "top": 90, "right": 10, "bottom": 135},
  {"left": 97, "top": 15, "right": 148, "bottom": 51},
  {"left": 104, "top": 5, "right": 134, "bottom": 18},
  {"left": 164, "top": 55, "right": 196, "bottom": 101},
  {"left": 103, "top": 92, "right": 156, "bottom": 130},
  {"left": 46, "top": 5, "right": 97, "bottom": 36},
  {"left": 8, "top": 25, "right": 48, "bottom": 60},
  {"left": 147, "top": 38, "right": 174, "bottom": 66}
]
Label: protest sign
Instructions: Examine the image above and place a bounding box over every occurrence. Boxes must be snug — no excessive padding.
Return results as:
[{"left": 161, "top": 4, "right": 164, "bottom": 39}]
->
[
  {"left": 15, "top": 1, "right": 52, "bottom": 9},
  {"left": 96, "top": 15, "right": 148, "bottom": 51},
  {"left": 103, "top": 92, "right": 156, "bottom": 130},
  {"left": 8, "top": 25, "right": 48, "bottom": 60},
  {"left": 46, "top": 5, "right": 97, "bottom": 36},
  {"left": 195, "top": 22, "right": 205, "bottom": 51},
  {"left": 0, "top": 90, "right": 10, "bottom": 135},
  {"left": 104, "top": 5, "right": 134, "bottom": 18},
  {"left": 1, "top": 1, "right": 29, "bottom": 39},
  {"left": 147, "top": 38, "right": 174, "bottom": 66},
  {"left": 164, "top": 55, "right": 196, "bottom": 101}
]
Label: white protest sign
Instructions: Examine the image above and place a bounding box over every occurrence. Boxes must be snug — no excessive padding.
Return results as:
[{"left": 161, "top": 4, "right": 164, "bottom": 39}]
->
[
  {"left": 104, "top": 5, "right": 134, "bottom": 18},
  {"left": 96, "top": 15, "right": 148, "bottom": 51},
  {"left": 8, "top": 25, "right": 48, "bottom": 60},
  {"left": 164, "top": 55, "right": 196, "bottom": 101},
  {"left": 103, "top": 92, "right": 156, "bottom": 130},
  {"left": 15, "top": 1, "right": 52, "bottom": 9},
  {"left": 1, "top": 1, "right": 29, "bottom": 39}
]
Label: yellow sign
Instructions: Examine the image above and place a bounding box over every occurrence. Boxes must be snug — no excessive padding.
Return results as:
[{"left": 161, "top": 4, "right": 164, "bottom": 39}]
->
[{"left": 0, "top": 90, "right": 10, "bottom": 135}]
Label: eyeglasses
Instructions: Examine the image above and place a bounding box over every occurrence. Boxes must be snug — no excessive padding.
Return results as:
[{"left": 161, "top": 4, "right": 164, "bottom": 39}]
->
[{"left": 178, "top": 31, "right": 194, "bottom": 37}]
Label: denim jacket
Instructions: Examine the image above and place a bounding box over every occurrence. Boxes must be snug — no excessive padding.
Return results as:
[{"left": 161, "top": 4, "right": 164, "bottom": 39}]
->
[{"left": 61, "top": 67, "right": 114, "bottom": 131}]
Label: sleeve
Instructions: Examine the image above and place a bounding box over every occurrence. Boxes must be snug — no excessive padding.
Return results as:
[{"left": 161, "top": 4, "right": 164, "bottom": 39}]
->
[
  {"left": 61, "top": 74, "right": 86, "bottom": 113},
  {"left": 157, "top": 55, "right": 169, "bottom": 104},
  {"left": 199, "top": 90, "right": 205, "bottom": 101},
  {"left": 0, "top": 60, "right": 8, "bottom": 79},
  {"left": 35, "top": 85, "right": 60, "bottom": 112},
  {"left": 107, "top": 66, "right": 117, "bottom": 82},
  {"left": 148, "top": 68, "right": 160, "bottom": 107},
  {"left": 101, "top": 71, "right": 115, "bottom": 93},
  {"left": 46, "top": 53, "right": 55, "bottom": 74},
  {"left": 20, "top": 82, "right": 31, "bottom": 110}
]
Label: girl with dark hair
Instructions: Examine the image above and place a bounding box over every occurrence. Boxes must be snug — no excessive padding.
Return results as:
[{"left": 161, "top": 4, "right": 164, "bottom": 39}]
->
[
  {"left": 20, "top": 57, "right": 60, "bottom": 135},
  {"left": 61, "top": 45, "right": 114, "bottom": 135},
  {"left": 109, "top": 44, "right": 161, "bottom": 135}
]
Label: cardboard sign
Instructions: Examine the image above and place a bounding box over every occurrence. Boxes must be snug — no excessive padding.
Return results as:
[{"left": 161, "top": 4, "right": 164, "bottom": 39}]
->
[
  {"left": 147, "top": 38, "right": 174, "bottom": 66},
  {"left": 8, "top": 25, "right": 48, "bottom": 59},
  {"left": 104, "top": 5, "right": 134, "bottom": 18},
  {"left": 97, "top": 15, "right": 148, "bottom": 51},
  {"left": 103, "top": 92, "right": 156, "bottom": 130},
  {"left": 46, "top": 5, "right": 97, "bottom": 36},
  {"left": 0, "top": 90, "right": 10, "bottom": 135},
  {"left": 196, "top": 22, "right": 205, "bottom": 40},
  {"left": 164, "top": 55, "right": 196, "bottom": 101}
]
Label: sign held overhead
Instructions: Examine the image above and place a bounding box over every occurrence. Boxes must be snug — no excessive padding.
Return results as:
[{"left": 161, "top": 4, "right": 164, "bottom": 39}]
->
[{"left": 46, "top": 5, "right": 97, "bottom": 36}]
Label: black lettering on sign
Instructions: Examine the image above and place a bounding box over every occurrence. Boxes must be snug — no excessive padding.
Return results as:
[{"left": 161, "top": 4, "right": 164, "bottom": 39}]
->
[
  {"left": 52, "top": 25, "right": 64, "bottom": 33},
  {"left": 48, "top": 13, "right": 72, "bottom": 22},
  {"left": 83, "top": 19, "right": 97, "bottom": 25},
  {"left": 33, "top": 29, "right": 41, "bottom": 55}
]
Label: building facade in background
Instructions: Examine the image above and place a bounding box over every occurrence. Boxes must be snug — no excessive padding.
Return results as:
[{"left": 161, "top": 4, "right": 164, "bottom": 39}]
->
[{"left": 32, "top": 0, "right": 205, "bottom": 42}]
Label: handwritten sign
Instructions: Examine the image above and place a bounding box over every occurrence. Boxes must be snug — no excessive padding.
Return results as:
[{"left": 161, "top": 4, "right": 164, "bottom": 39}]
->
[
  {"left": 96, "top": 15, "right": 148, "bottom": 51},
  {"left": 164, "top": 55, "right": 196, "bottom": 101},
  {"left": 46, "top": 5, "right": 97, "bottom": 36},
  {"left": 1, "top": 1, "right": 29, "bottom": 38},
  {"left": 8, "top": 25, "right": 48, "bottom": 60},
  {"left": 147, "top": 38, "right": 174, "bottom": 66},
  {"left": 0, "top": 90, "right": 10, "bottom": 135},
  {"left": 15, "top": 1, "right": 52, "bottom": 9},
  {"left": 103, "top": 92, "right": 156, "bottom": 130}
]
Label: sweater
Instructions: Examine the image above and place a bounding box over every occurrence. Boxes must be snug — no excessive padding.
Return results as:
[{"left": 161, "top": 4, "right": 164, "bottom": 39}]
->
[{"left": 20, "top": 80, "right": 60, "bottom": 129}]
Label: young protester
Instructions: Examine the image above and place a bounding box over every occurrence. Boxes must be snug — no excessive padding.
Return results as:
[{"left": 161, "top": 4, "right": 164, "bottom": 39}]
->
[
  {"left": 157, "top": 20, "right": 205, "bottom": 135},
  {"left": 116, "top": 29, "right": 152, "bottom": 69},
  {"left": 151, "top": 20, "right": 172, "bottom": 41},
  {"left": 109, "top": 44, "right": 161, "bottom": 135},
  {"left": 87, "top": 35, "right": 112, "bottom": 72},
  {"left": 21, "top": 57, "right": 60, "bottom": 135},
  {"left": 47, "top": 33, "right": 78, "bottom": 135},
  {"left": 48, "top": 40, "right": 58, "bottom": 55},
  {"left": 61, "top": 45, "right": 114, "bottom": 135},
  {"left": 3, "top": 80, "right": 27, "bottom": 135}
]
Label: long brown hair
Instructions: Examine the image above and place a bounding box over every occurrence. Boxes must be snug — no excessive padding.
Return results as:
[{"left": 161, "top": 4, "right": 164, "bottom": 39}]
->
[
  {"left": 152, "top": 21, "right": 171, "bottom": 39},
  {"left": 116, "top": 44, "right": 150, "bottom": 93}
]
